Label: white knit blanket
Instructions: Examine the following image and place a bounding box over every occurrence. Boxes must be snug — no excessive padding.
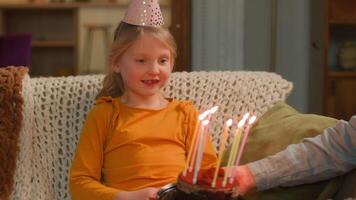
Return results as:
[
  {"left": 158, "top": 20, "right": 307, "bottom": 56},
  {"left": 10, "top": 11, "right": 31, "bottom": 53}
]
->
[{"left": 11, "top": 71, "right": 292, "bottom": 200}]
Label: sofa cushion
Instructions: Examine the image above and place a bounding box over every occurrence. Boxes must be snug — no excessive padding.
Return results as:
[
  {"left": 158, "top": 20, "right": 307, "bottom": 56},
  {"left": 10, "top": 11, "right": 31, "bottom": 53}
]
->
[{"left": 0, "top": 67, "right": 29, "bottom": 200}]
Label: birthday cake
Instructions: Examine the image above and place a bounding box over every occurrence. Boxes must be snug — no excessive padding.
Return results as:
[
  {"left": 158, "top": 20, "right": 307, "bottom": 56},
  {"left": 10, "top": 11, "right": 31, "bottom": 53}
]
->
[{"left": 175, "top": 168, "right": 240, "bottom": 200}]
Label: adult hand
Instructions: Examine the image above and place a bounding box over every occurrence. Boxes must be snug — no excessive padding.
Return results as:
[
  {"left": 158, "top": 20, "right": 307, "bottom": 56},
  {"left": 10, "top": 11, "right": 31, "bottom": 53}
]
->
[
  {"left": 232, "top": 165, "right": 257, "bottom": 196},
  {"left": 114, "top": 187, "right": 159, "bottom": 200}
]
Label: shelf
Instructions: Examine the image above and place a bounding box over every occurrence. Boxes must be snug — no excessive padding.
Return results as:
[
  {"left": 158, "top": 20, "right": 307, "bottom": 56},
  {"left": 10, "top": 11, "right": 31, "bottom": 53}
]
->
[
  {"left": 32, "top": 40, "right": 75, "bottom": 47},
  {"left": 321, "top": 0, "right": 356, "bottom": 120},
  {"left": 329, "top": 20, "right": 356, "bottom": 25},
  {"left": 328, "top": 70, "right": 356, "bottom": 78}
]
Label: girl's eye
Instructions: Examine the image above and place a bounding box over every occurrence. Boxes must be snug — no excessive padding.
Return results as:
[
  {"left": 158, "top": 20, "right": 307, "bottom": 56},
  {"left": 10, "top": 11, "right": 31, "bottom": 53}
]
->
[
  {"left": 136, "top": 59, "right": 145, "bottom": 63},
  {"left": 160, "top": 58, "right": 169, "bottom": 65}
]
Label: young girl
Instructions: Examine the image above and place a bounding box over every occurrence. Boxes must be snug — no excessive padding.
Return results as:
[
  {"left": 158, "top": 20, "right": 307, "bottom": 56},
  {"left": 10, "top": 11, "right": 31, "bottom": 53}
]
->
[{"left": 69, "top": 1, "right": 217, "bottom": 200}]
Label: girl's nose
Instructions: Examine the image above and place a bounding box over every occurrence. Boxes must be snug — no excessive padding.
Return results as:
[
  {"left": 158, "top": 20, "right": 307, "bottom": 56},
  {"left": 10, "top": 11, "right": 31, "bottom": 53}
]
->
[{"left": 148, "top": 62, "right": 160, "bottom": 74}]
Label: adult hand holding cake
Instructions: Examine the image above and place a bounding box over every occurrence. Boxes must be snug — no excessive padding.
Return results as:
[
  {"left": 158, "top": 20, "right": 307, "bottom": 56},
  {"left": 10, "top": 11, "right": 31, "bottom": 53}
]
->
[
  {"left": 230, "top": 116, "right": 356, "bottom": 197},
  {"left": 229, "top": 165, "right": 257, "bottom": 196}
]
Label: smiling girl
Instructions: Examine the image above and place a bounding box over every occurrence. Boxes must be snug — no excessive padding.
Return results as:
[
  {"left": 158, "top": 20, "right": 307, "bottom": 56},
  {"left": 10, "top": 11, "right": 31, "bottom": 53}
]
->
[{"left": 69, "top": 1, "right": 217, "bottom": 200}]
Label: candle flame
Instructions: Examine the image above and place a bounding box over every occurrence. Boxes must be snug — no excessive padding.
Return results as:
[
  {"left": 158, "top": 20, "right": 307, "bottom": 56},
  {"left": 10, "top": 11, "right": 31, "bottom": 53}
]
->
[
  {"left": 226, "top": 119, "right": 233, "bottom": 127},
  {"left": 236, "top": 112, "right": 250, "bottom": 128},
  {"left": 202, "top": 119, "right": 210, "bottom": 126},
  {"left": 248, "top": 115, "right": 257, "bottom": 124},
  {"left": 209, "top": 106, "right": 219, "bottom": 114},
  {"left": 242, "top": 112, "right": 250, "bottom": 121},
  {"left": 198, "top": 113, "right": 206, "bottom": 121},
  {"left": 237, "top": 118, "right": 246, "bottom": 128},
  {"left": 198, "top": 109, "right": 211, "bottom": 121}
]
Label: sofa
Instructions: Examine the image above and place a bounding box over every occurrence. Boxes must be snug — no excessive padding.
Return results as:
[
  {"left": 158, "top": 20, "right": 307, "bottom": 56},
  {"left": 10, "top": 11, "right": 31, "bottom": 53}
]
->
[
  {"left": 5, "top": 68, "right": 356, "bottom": 200},
  {"left": 4, "top": 70, "right": 294, "bottom": 200}
]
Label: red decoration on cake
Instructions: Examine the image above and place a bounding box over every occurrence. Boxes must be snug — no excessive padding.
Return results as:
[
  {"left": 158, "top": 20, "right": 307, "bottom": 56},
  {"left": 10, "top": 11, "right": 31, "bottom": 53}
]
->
[{"left": 175, "top": 168, "right": 240, "bottom": 200}]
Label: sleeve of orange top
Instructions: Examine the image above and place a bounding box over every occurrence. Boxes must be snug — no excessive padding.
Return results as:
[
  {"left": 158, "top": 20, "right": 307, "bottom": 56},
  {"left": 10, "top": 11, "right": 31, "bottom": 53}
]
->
[
  {"left": 185, "top": 102, "right": 217, "bottom": 170},
  {"left": 69, "top": 103, "right": 120, "bottom": 200}
]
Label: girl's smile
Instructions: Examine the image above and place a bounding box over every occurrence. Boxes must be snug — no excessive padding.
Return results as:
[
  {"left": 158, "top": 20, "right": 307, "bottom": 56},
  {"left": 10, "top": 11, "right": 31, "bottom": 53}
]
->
[{"left": 141, "top": 79, "right": 160, "bottom": 86}]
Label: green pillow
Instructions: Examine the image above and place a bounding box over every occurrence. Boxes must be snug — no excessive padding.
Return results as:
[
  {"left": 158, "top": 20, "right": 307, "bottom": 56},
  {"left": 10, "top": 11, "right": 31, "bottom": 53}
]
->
[{"left": 222, "top": 101, "right": 342, "bottom": 200}]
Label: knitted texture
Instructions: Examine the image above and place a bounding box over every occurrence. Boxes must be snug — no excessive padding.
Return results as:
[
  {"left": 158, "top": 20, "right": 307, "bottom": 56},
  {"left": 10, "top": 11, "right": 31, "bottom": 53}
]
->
[
  {"left": 10, "top": 74, "right": 33, "bottom": 200},
  {"left": 12, "top": 71, "right": 292, "bottom": 200},
  {"left": 161, "top": 71, "right": 293, "bottom": 149}
]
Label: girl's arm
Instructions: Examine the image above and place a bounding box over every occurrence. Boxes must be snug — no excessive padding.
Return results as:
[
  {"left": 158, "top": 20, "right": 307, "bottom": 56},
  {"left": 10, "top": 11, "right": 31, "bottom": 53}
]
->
[
  {"left": 70, "top": 104, "right": 160, "bottom": 200},
  {"left": 69, "top": 105, "right": 120, "bottom": 200}
]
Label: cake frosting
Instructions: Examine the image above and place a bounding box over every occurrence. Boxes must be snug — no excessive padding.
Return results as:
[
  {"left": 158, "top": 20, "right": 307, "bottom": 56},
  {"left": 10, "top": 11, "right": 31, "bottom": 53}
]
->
[{"left": 175, "top": 168, "right": 240, "bottom": 200}]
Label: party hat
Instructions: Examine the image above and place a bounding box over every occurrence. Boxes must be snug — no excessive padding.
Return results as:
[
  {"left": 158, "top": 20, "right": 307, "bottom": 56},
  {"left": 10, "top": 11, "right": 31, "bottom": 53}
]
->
[{"left": 123, "top": 0, "right": 164, "bottom": 27}]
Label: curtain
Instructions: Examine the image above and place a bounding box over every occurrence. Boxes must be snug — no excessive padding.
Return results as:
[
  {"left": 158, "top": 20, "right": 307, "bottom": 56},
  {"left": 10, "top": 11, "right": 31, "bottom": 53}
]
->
[{"left": 192, "top": 0, "right": 245, "bottom": 71}]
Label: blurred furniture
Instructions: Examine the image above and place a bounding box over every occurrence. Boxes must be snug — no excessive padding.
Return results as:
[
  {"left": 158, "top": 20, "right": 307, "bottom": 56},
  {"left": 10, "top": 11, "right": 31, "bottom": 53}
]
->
[
  {"left": 322, "top": 0, "right": 356, "bottom": 120},
  {"left": 0, "top": 4, "right": 79, "bottom": 76},
  {"left": 81, "top": 23, "right": 111, "bottom": 74},
  {"left": 170, "top": 0, "right": 190, "bottom": 71},
  {"left": 10, "top": 71, "right": 292, "bottom": 200},
  {"left": 0, "top": 33, "right": 32, "bottom": 67},
  {"left": 0, "top": 1, "right": 174, "bottom": 76}
]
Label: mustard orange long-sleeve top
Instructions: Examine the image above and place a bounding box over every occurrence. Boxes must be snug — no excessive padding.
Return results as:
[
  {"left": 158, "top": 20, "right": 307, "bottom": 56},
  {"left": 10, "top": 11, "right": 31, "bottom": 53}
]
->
[{"left": 69, "top": 97, "right": 217, "bottom": 200}]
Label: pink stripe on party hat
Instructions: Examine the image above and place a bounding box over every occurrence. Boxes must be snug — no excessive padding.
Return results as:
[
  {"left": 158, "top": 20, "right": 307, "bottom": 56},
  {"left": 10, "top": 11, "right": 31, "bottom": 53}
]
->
[{"left": 123, "top": 0, "right": 164, "bottom": 27}]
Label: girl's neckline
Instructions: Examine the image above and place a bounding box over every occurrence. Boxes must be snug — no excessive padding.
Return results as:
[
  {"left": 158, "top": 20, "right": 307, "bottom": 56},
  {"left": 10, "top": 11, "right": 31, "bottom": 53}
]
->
[{"left": 117, "top": 97, "right": 174, "bottom": 112}]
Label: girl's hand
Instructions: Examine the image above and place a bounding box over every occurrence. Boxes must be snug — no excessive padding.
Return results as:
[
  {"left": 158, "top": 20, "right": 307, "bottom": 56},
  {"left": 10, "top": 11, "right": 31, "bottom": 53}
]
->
[
  {"left": 114, "top": 187, "right": 159, "bottom": 200},
  {"left": 231, "top": 165, "right": 257, "bottom": 196}
]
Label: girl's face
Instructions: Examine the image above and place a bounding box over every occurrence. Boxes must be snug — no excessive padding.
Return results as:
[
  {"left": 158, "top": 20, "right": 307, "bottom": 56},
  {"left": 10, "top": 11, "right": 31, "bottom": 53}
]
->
[{"left": 114, "top": 33, "right": 173, "bottom": 100}]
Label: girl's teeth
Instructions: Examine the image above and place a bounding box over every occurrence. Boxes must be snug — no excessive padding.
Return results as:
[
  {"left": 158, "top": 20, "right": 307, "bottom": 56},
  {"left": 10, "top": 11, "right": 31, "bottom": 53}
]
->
[{"left": 143, "top": 80, "right": 158, "bottom": 84}]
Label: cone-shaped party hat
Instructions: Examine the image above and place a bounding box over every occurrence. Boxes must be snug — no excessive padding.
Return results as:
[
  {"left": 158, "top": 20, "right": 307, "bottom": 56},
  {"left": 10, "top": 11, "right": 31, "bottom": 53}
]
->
[{"left": 123, "top": 0, "right": 164, "bottom": 27}]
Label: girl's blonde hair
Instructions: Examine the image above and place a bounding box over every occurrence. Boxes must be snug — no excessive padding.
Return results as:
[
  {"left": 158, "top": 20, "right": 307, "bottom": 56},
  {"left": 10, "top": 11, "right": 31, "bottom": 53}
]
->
[{"left": 96, "top": 22, "right": 177, "bottom": 99}]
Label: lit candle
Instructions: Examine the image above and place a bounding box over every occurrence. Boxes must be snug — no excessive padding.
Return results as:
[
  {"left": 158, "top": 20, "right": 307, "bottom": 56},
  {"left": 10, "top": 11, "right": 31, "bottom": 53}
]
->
[
  {"left": 211, "top": 118, "right": 233, "bottom": 188},
  {"left": 222, "top": 113, "right": 249, "bottom": 187},
  {"left": 229, "top": 115, "right": 257, "bottom": 184},
  {"left": 184, "top": 111, "right": 209, "bottom": 176},
  {"left": 192, "top": 119, "right": 210, "bottom": 184},
  {"left": 188, "top": 108, "right": 216, "bottom": 173}
]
